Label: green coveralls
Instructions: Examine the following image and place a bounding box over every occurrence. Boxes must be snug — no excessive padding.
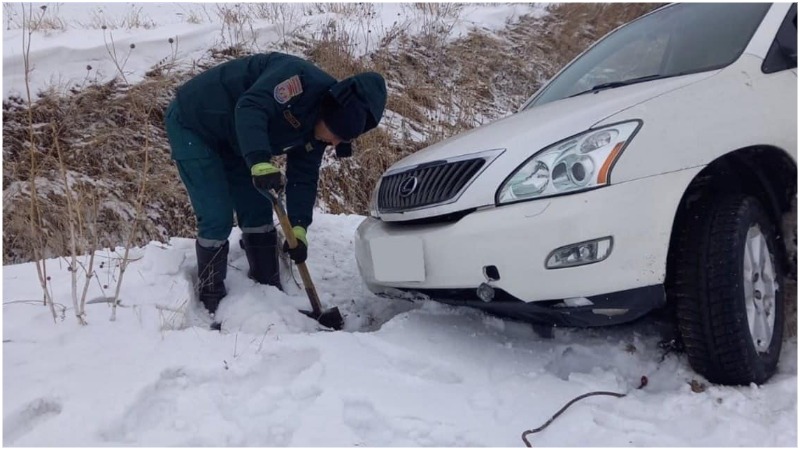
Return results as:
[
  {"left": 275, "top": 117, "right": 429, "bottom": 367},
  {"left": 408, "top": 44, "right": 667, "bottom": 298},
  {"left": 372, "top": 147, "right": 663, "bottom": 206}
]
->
[{"left": 164, "top": 52, "right": 336, "bottom": 247}]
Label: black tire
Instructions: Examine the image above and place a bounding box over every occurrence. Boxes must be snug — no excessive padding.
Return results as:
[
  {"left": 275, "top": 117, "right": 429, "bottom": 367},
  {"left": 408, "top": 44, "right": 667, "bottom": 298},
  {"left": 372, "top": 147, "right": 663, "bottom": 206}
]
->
[{"left": 671, "top": 194, "right": 784, "bottom": 385}]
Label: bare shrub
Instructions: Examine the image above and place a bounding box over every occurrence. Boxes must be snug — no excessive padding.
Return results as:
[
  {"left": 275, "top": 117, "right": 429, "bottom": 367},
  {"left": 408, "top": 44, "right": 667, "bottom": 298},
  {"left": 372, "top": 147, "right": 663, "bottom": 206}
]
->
[
  {"left": 214, "top": 3, "right": 257, "bottom": 54},
  {"left": 19, "top": 4, "right": 57, "bottom": 321},
  {"left": 4, "top": 3, "right": 19, "bottom": 30},
  {"left": 121, "top": 6, "right": 156, "bottom": 30},
  {"left": 146, "top": 37, "right": 181, "bottom": 78},
  {"left": 183, "top": 9, "right": 203, "bottom": 25},
  {"left": 320, "top": 3, "right": 364, "bottom": 16},
  {"left": 109, "top": 94, "right": 158, "bottom": 322},
  {"left": 80, "top": 5, "right": 156, "bottom": 30},
  {"left": 27, "top": 4, "right": 65, "bottom": 33},
  {"left": 303, "top": 32, "right": 362, "bottom": 81},
  {"left": 305, "top": 4, "right": 389, "bottom": 56},
  {"left": 247, "top": 4, "right": 311, "bottom": 49},
  {"left": 406, "top": 3, "right": 463, "bottom": 50},
  {"left": 8, "top": 4, "right": 67, "bottom": 33},
  {"left": 102, "top": 30, "right": 137, "bottom": 84}
]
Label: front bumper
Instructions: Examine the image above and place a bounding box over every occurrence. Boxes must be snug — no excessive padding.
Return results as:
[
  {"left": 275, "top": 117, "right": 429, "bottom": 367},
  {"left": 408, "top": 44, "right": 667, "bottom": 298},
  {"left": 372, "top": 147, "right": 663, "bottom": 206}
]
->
[{"left": 355, "top": 167, "right": 701, "bottom": 318}]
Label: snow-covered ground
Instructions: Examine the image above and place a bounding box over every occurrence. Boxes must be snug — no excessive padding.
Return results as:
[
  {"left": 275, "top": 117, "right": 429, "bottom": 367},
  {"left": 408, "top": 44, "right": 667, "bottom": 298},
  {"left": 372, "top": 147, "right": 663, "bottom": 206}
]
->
[
  {"left": 2, "top": 2, "right": 797, "bottom": 447},
  {"left": 4, "top": 213, "right": 797, "bottom": 447}
]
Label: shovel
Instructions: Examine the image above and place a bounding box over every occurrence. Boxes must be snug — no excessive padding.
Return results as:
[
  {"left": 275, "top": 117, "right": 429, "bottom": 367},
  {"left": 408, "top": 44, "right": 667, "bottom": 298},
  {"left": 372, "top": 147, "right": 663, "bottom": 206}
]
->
[{"left": 259, "top": 188, "right": 344, "bottom": 330}]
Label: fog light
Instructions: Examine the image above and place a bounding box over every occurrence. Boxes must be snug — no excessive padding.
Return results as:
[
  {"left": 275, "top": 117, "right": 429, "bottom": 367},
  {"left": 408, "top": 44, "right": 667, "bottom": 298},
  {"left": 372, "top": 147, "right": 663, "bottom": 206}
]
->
[{"left": 546, "top": 237, "right": 613, "bottom": 269}]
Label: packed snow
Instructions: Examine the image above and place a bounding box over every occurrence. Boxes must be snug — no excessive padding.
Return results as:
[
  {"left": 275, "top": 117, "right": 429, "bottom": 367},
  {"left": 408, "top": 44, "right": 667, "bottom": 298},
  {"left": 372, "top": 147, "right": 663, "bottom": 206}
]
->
[{"left": 2, "top": 2, "right": 797, "bottom": 447}]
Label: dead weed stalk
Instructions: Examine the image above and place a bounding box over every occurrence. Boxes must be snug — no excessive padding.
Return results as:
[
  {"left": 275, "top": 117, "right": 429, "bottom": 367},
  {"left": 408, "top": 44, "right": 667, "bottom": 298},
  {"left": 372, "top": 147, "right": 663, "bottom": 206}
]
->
[{"left": 21, "top": 4, "right": 57, "bottom": 322}]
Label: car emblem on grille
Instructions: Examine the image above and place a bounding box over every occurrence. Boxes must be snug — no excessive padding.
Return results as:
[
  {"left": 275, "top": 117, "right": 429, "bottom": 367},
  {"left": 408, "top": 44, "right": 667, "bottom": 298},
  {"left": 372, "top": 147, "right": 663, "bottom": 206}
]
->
[{"left": 398, "top": 176, "right": 418, "bottom": 197}]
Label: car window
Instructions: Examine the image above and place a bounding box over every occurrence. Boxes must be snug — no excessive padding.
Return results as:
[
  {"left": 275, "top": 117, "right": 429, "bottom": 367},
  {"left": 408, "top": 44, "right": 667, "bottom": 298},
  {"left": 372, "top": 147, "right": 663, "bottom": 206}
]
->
[
  {"left": 526, "top": 3, "right": 771, "bottom": 109},
  {"left": 762, "top": 4, "right": 797, "bottom": 74}
]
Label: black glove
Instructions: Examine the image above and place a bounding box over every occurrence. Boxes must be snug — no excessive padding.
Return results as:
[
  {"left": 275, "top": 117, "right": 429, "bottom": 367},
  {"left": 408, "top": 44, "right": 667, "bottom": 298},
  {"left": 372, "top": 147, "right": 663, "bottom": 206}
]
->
[
  {"left": 283, "top": 226, "right": 308, "bottom": 264},
  {"left": 251, "top": 162, "right": 284, "bottom": 192}
]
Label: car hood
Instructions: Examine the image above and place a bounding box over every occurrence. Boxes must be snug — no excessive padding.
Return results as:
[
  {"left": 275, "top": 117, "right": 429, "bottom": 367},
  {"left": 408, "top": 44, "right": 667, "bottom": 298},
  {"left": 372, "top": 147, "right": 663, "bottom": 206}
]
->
[
  {"left": 378, "top": 71, "right": 716, "bottom": 221},
  {"left": 390, "top": 71, "right": 715, "bottom": 170}
]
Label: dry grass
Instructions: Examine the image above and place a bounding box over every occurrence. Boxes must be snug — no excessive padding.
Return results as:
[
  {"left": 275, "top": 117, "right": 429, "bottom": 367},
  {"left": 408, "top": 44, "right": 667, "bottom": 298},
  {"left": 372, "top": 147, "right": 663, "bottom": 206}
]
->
[
  {"left": 2, "top": 74, "right": 193, "bottom": 264},
  {"left": 247, "top": 4, "right": 312, "bottom": 48},
  {"left": 184, "top": 10, "right": 203, "bottom": 25},
  {"left": 406, "top": 3, "right": 463, "bottom": 50},
  {"left": 8, "top": 4, "right": 67, "bottom": 33},
  {"left": 318, "top": 3, "right": 365, "bottom": 16},
  {"left": 210, "top": 3, "right": 257, "bottom": 53},
  {"left": 78, "top": 5, "right": 157, "bottom": 30}
]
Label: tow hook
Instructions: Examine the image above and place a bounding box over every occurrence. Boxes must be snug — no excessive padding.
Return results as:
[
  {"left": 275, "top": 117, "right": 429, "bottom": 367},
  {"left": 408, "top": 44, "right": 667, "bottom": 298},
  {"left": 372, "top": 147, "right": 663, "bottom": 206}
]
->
[{"left": 477, "top": 282, "right": 495, "bottom": 302}]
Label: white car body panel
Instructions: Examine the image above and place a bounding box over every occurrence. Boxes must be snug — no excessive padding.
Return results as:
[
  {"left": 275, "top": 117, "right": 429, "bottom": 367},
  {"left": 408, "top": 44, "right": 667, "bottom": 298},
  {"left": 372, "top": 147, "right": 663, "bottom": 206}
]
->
[
  {"left": 356, "top": 3, "right": 797, "bottom": 304},
  {"left": 357, "top": 167, "right": 702, "bottom": 301},
  {"left": 608, "top": 55, "right": 797, "bottom": 183}
]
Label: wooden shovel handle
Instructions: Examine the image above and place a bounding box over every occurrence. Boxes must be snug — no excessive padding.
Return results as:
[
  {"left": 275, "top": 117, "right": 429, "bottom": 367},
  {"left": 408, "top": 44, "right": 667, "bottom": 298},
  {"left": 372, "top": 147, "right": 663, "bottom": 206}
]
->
[{"left": 265, "top": 190, "right": 323, "bottom": 316}]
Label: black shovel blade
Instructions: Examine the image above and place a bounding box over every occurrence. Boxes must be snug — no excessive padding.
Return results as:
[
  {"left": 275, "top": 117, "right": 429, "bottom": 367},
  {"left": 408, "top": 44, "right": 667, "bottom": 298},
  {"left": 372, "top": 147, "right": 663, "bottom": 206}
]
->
[{"left": 300, "top": 307, "right": 344, "bottom": 330}]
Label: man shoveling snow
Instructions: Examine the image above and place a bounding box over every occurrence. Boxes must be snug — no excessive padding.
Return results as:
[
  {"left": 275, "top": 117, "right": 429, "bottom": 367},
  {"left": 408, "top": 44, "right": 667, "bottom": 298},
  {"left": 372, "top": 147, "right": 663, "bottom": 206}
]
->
[{"left": 164, "top": 52, "right": 387, "bottom": 322}]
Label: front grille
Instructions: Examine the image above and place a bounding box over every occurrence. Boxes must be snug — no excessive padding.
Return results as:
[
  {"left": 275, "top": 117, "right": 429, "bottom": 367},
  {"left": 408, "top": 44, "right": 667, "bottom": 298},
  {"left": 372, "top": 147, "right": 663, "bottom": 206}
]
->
[{"left": 378, "top": 158, "right": 486, "bottom": 212}]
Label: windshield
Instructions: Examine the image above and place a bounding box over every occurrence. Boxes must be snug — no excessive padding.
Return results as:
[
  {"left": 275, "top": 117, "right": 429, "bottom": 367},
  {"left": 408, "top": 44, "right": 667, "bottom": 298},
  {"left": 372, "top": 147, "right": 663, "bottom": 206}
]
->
[{"left": 525, "top": 3, "right": 771, "bottom": 109}]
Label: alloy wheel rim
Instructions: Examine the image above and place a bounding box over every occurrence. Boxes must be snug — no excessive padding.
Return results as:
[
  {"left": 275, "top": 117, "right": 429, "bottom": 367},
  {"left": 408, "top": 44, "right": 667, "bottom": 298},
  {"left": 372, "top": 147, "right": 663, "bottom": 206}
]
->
[{"left": 743, "top": 225, "right": 778, "bottom": 353}]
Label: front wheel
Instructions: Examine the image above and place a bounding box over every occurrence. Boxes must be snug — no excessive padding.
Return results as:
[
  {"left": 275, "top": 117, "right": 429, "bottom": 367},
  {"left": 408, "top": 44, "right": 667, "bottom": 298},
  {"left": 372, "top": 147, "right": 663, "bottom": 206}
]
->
[{"left": 671, "top": 194, "right": 784, "bottom": 385}]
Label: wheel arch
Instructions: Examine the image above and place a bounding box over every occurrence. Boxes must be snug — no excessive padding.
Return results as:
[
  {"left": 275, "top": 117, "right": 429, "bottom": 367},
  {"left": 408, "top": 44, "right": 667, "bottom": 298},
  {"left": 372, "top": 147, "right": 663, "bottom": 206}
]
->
[{"left": 667, "top": 145, "right": 797, "bottom": 283}]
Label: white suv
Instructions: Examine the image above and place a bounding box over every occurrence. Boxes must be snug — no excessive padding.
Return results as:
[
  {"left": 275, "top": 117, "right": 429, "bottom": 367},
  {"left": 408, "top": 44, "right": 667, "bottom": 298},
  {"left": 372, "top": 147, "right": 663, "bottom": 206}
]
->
[{"left": 355, "top": 3, "right": 797, "bottom": 385}]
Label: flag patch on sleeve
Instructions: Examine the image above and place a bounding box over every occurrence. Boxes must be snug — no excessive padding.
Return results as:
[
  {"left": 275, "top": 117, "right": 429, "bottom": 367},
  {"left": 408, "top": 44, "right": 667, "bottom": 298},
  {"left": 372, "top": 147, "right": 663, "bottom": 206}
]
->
[{"left": 274, "top": 75, "right": 303, "bottom": 104}]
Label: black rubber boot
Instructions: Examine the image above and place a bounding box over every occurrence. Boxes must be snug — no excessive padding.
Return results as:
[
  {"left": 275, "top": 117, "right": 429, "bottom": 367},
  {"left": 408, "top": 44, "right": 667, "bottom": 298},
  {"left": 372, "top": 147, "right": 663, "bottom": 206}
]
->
[
  {"left": 240, "top": 230, "right": 282, "bottom": 290},
  {"left": 196, "top": 240, "right": 229, "bottom": 315}
]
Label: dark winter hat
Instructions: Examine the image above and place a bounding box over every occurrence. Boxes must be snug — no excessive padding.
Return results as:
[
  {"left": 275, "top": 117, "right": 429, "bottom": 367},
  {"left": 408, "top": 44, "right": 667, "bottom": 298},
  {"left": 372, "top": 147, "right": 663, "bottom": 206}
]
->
[
  {"left": 320, "top": 93, "right": 367, "bottom": 141},
  {"left": 321, "top": 72, "right": 387, "bottom": 142}
]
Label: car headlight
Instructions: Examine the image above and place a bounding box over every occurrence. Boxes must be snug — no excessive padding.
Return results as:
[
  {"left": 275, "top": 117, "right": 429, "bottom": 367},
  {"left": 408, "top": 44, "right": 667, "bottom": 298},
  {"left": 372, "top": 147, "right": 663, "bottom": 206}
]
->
[{"left": 496, "top": 120, "right": 641, "bottom": 204}]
